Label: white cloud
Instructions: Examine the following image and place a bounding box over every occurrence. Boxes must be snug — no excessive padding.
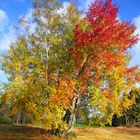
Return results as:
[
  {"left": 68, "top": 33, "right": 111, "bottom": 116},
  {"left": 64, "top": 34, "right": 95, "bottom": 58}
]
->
[
  {"left": 133, "top": 16, "right": 140, "bottom": 37},
  {"left": 77, "top": 0, "right": 96, "bottom": 11},
  {"left": 0, "top": 70, "right": 8, "bottom": 83},
  {"left": 0, "top": 9, "right": 15, "bottom": 51},
  {"left": 24, "top": 8, "right": 33, "bottom": 21},
  {"left": 132, "top": 16, "right": 140, "bottom": 53},
  {"left": 0, "top": 8, "right": 35, "bottom": 52},
  {"left": 129, "top": 15, "right": 140, "bottom": 66},
  {"left": 0, "top": 8, "right": 34, "bottom": 51},
  {"left": 0, "top": 9, "right": 9, "bottom": 31},
  {"left": 57, "top": 2, "right": 70, "bottom": 15},
  {"left": 0, "top": 26, "right": 16, "bottom": 51},
  {"left": 20, "top": 8, "right": 36, "bottom": 34},
  {"left": 84, "top": 0, "right": 95, "bottom": 8}
]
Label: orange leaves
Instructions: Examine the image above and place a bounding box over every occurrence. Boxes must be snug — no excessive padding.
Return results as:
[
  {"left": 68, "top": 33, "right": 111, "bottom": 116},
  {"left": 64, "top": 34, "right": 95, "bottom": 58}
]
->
[
  {"left": 135, "top": 75, "right": 140, "bottom": 82},
  {"left": 50, "top": 77, "right": 76, "bottom": 108},
  {"left": 102, "top": 88, "right": 111, "bottom": 99},
  {"left": 96, "top": 51, "right": 122, "bottom": 68}
]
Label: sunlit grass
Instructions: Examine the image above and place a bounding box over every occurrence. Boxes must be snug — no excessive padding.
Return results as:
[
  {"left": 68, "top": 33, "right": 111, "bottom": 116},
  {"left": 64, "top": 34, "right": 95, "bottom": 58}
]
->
[{"left": 73, "top": 127, "right": 140, "bottom": 140}]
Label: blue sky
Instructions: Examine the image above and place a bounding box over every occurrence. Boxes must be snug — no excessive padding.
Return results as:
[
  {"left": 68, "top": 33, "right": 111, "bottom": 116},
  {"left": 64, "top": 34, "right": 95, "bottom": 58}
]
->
[{"left": 0, "top": 0, "right": 140, "bottom": 82}]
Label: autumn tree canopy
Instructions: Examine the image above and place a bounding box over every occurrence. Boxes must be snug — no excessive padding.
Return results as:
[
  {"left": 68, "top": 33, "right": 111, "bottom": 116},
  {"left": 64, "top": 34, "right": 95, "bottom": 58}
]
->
[{"left": 0, "top": 0, "right": 140, "bottom": 136}]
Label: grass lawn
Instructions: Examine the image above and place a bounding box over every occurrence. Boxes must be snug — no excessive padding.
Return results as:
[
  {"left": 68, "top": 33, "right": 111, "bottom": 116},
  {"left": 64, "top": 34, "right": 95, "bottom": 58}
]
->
[{"left": 0, "top": 125, "right": 139, "bottom": 140}]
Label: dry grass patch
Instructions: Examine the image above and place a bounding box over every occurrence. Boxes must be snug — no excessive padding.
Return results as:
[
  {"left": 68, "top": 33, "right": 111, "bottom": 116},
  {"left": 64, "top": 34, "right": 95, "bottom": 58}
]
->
[{"left": 72, "top": 127, "right": 140, "bottom": 140}]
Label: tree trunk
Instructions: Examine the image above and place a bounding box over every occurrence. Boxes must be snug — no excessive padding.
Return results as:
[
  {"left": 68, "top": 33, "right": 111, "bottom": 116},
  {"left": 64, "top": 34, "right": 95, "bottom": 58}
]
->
[
  {"left": 62, "top": 95, "right": 78, "bottom": 136},
  {"left": 21, "top": 112, "right": 26, "bottom": 124},
  {"left": 124, "top": 112, "right": 128, "bottom": 126},
  {"left": 12, "top": 116, "right": 16, "bottom": 124},
  {"left": 16, "top": 111, "right": 21, "bottom": 124}
]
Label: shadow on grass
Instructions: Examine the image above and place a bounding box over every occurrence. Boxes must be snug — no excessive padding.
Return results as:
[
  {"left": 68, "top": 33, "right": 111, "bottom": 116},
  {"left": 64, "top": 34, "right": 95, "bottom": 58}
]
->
[{"left": 0, "top": 125, "right": 53, "bottom": 140}]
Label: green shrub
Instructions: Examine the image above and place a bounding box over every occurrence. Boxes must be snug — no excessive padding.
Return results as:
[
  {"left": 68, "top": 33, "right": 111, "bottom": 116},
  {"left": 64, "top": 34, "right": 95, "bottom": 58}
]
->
[
  {"left": 74, "top": 120, "right": 86, "bottom": 127},
  {"left": 33, "top": 121, "right": 46, "bottom": 126},
  {"left": 0, "top": 114, "right": 12, "bottom": 124}
]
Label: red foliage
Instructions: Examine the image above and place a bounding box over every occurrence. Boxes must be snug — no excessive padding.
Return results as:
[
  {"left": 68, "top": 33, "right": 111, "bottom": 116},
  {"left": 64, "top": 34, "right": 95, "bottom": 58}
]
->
[
  {"left": 68, "top": 0, "right": 139, "bottom": 96},
  {"left": 68, "top": 0, "right": 139, "bottom": 87},
  {"left": 75, "top": 0, "right": 138, "bottom": 51},
  {"left": 124, "top": 66, "right": 139, "bottom": 74}
]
